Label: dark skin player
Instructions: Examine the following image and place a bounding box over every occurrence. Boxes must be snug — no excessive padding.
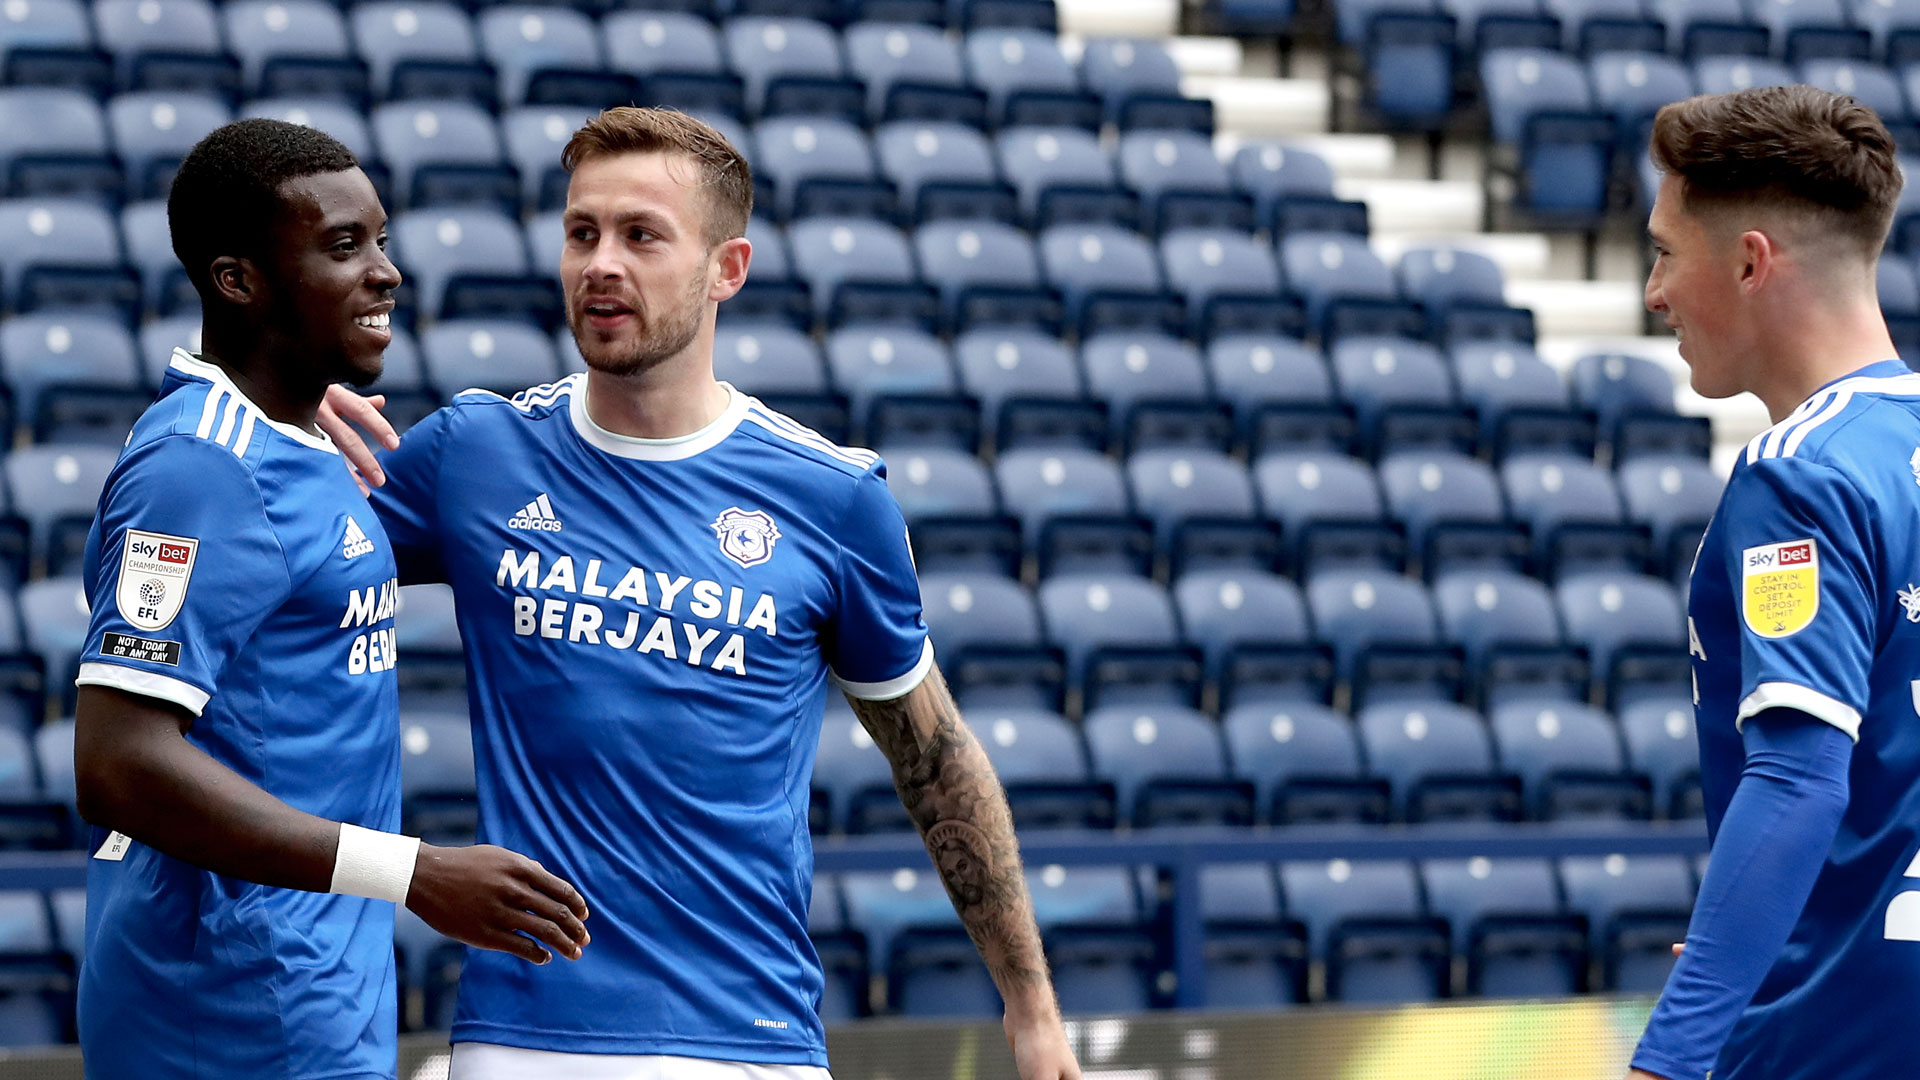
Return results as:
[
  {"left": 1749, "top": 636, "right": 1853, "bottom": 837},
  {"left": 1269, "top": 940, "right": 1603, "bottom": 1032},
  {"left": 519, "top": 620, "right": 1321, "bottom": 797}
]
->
[{"left": 74, "top": 165, "right": 591, "bottom": 967}]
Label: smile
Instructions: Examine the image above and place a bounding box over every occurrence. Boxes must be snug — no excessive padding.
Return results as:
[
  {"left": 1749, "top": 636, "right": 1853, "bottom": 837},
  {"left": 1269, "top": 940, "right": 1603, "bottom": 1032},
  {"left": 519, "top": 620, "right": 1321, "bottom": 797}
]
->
[{"left": 354, "top": 313, "right": 390, "bottom": 329}]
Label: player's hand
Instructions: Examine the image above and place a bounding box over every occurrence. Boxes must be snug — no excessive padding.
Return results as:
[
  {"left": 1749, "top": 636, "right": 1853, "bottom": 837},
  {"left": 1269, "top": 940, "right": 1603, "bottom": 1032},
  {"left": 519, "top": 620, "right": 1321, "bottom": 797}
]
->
[
  {"left": 317, "top": 385, "right": 400, "bottom": 494},
  {"left": 1673, "top": 942, "right": 1685, "bottom": 957},
  {"left": 1005, "top": 1011, "right": 1081, "bottom": 1080},
  {"left": 405, "top": 842, "right": 591, "bottom": 965}
]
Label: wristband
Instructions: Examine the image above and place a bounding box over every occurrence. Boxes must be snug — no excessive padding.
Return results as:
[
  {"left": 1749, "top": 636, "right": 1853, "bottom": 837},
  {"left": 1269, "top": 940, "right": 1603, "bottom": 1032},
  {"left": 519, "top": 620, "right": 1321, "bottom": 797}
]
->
[{"left": 329, "top": 823, "right": 421, "bottom": 904}]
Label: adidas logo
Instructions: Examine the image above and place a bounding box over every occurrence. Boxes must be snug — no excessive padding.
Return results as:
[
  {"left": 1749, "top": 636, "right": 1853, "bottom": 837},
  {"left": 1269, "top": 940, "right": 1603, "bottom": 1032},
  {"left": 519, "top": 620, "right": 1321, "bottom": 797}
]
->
[
  {"left": 508, "top": 493, "right": 564, "bottom": 532},
  {"left": 342, "top": 517, "right": 375, "bottom": 560}
]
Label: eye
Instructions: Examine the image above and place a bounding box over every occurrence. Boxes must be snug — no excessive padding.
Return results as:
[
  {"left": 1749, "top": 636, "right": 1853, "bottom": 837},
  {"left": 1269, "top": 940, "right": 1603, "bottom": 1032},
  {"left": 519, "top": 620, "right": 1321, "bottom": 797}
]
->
[
  {"left": 628, "top": 227, "right": 655, "bottom": 243},
  {"left": 568, "top": 226, "right": 595, "bottom": 244},
  {"left": 376, "top": 233, "right": 389, "bottom": 250}
]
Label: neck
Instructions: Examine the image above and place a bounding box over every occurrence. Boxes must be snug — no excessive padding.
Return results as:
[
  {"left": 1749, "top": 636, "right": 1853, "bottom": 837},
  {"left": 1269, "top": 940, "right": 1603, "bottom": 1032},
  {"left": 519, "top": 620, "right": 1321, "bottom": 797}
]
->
[
  {"left": 583, "top": 356, "right": 730, "bottom": 439},
  {"left": 1749, "top": 295, "right": 1901, "bottom": 423},
  {"left": 197, "top": 324, "right": 327, "bottom": 433}
]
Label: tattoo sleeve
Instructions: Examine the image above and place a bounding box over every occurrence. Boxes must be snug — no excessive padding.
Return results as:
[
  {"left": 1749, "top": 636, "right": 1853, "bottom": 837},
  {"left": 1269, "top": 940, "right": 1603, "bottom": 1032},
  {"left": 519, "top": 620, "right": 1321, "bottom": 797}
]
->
[{"left": 846, "top": 664, "right": 1058, "bottom": 1013}]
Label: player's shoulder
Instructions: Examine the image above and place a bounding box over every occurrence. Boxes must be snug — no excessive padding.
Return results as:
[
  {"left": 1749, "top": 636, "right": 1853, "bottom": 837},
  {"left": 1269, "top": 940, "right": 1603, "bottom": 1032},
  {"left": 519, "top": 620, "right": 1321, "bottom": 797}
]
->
[
  {"left": 732, "top": 392, "right": 882, "bottom": 483},
  {"left": 129, "top": 351, "right": 334, "bottom": 477},
  {"left": 445, "top": 373, "right": 582, "bottom": 419},
  {"left": 1742, "top": 365, "right": 1920, "bottom": 475}
]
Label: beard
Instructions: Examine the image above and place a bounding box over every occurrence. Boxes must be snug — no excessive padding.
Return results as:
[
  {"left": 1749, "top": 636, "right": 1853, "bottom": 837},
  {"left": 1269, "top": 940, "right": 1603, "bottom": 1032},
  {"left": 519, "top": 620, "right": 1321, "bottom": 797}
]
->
[{"left": 569, "top": 268, "right": 709, "bottom": 378}]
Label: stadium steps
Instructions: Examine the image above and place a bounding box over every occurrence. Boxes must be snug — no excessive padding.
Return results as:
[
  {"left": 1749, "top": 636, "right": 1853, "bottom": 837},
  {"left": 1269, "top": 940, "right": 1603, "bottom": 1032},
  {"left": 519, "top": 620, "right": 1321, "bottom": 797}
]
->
[{"left": 1058, "top": 0, "right": 1180, "bottom": 38}]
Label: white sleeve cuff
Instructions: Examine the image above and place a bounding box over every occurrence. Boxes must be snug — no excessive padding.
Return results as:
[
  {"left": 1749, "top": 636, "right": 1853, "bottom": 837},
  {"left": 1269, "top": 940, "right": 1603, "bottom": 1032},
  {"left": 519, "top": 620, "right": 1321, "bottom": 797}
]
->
[
  {"left": 75, "top": 662, "right": 212, "bottom": 716},
  {"left": 834, "top": 639, "right": 935, "bottom": 701},
  {"left": 1736, "top": 681, "right": 1861, "bottom": 742}
]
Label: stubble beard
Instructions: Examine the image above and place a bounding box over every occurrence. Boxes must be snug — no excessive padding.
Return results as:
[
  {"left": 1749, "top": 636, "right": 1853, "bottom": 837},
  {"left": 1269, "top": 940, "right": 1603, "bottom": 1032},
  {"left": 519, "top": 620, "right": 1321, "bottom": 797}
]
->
[{"left": 571, "top": 269, "right": 710, "bottom": 378}]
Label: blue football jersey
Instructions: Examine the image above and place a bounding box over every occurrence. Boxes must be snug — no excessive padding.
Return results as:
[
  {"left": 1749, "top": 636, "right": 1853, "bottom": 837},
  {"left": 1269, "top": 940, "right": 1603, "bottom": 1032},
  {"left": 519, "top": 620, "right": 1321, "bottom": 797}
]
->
[
  {"left": 1689, "top": 359, "right": 1920, "bottom": 1079},
  {"left": 74, "top": 351, "right": 403, "bottom": 1080},
  {"left": 370, "top": 377, "right": 931, "bottom": 1065}
]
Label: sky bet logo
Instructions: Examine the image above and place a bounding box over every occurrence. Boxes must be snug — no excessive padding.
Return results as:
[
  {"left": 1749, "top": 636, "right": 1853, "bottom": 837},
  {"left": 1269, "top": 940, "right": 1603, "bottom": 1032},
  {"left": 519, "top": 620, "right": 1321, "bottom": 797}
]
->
[
  {"left": 130, "top": 538, "right": 191, "bottom": 565},
  {"left": 1748, "top": 542, "right": 1813, "bottom": 570}
]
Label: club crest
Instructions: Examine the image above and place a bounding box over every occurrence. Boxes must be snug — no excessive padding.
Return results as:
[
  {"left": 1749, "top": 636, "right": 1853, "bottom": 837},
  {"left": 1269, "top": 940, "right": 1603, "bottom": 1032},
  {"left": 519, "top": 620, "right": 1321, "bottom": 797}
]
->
[{"left": 712, "top": 507, "right": 782, "bottom": 569}]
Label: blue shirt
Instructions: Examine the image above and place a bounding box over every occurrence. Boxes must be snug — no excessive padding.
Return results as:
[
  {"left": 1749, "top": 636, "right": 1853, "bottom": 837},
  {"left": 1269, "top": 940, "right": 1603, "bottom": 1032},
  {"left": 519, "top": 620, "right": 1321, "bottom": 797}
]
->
[
  {"left": 73, "top": 351, "right": 403, "bottom": 1080},
  {"left": 370, "top": 376, "right": 931, "bottom": 1065},
  {"left": 1686, "top": 359, "right": 1920, "bottom": 1079}
]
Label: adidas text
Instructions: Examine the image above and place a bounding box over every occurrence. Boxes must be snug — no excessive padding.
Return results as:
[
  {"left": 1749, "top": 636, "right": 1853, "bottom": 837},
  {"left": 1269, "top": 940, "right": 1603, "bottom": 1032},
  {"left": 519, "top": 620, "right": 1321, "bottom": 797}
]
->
[{"left": 510, "top": 516, "right": 564, "bottom": 532}]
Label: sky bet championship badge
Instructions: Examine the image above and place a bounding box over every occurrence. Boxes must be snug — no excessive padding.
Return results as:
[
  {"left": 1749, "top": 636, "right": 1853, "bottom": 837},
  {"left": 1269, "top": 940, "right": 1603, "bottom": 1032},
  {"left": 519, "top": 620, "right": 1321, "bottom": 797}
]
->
[
  {"left": 1743, "top": 538, "right": 1820, "bottom": 639},
  {"left": 116, "top": 529, "right": 198, "bottom": 632}
]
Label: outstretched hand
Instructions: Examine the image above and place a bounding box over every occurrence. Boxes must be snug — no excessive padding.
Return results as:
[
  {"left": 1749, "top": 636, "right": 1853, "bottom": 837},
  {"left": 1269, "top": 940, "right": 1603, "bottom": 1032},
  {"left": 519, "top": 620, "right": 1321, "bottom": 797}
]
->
[{"left": 318, "top": 386, "right": 400, "bottom": 494}]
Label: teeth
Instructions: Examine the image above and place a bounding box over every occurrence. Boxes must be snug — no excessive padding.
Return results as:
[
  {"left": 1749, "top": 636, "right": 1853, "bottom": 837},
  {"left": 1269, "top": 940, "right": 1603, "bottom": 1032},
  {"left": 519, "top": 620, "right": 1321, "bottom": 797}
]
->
[{"left": 354, "top": 313, "right": 389, "bottom": 329}]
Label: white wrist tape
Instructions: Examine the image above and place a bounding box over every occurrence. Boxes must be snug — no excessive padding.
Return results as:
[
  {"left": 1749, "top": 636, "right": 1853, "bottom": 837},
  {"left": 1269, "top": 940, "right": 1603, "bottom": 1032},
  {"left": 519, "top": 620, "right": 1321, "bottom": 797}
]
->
[{"left": 329, "top": 823, "right": 421, "bottom": 904}]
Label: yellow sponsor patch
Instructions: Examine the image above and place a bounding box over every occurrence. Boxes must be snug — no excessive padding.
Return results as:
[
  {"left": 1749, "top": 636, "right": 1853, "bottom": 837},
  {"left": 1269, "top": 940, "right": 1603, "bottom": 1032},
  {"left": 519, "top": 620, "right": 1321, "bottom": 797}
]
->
[{"left": 1742, "top": 538, "right": 1820, "bottom": 638}]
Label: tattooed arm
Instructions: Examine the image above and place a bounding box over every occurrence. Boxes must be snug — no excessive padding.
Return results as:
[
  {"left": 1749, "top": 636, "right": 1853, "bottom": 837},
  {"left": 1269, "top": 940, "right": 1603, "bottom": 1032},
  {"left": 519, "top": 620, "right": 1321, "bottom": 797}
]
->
[{"left": 847, "top": 664, "right": 1081, "bottom": 1080}]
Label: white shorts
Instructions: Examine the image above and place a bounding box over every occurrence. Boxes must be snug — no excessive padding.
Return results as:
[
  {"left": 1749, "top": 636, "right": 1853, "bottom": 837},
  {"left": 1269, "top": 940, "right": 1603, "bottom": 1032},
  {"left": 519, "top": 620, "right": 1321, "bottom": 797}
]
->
[{"left": 448, "top": 1043, "right": 834, "bottom": 1080}]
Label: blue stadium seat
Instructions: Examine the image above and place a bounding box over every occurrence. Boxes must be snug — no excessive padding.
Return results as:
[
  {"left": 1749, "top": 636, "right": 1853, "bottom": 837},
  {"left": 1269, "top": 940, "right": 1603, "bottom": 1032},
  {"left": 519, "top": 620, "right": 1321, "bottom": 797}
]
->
[
  {"left": 812, "top": 706, "right": 906, "bottom": 834},
  {"left": 1359, "top": 698, "right": 1518, "bottom": 824},
  {"left": 1587, "top": 52, "right": 1693, "bottom": 188},
  {"left": 1439, "top": 0, "right": 1560, "bottom": 53},
  {"left": 995, "top": 124, "right": 1131, "bottom": 229},
  {"left": 713, "top": 321, "right": 835, "bottom": 426},
  {"left": 393, "top": 583, "right": 462, "bottom": 708},
  {"left": 0, "top": 0, "right": 101, "bottom": 98},
  {"left": 357, "top": 327, "right": 437, "bottom": 434},
  {"left": 1026, "top": 865, "right": 1154, "bottom": 1012},
  {"left": 397, "top": 711, "right": 475, "bottom": 843},
  {"left": 350, "top": 1, "right": 487, "bottom": 107},
  {"left": 1501, "top": 451, "right": 1645, "bottom": 577},
  {"left": 1619, "top": 694, "right": 1701, "bottom": 819},
  {"left": 1223, "top": 701, "right": 1384, "bottom": 823},
  {"left": 1228, "top": 140, "right": 1339, "bottom": 233},
  {"left": 0, "top": 726, "right": 59, "bottom": 850},
  {"left": 1116, "top": 130, "right": 1249, "bottom": 234},
  {"left": 8, "top": 445, "right": 113, "bottom": 575},
  {"left": 1079, "top": 36, "right": 1212, "bottom": 132},
  {"left": 222, "top": 0, "right": 359, "bottom": 103},
  {"left": 120, "top": 198, "right": 192, "bottom": 317},
  {"left": 1432, "top": 567, "right": 1581, "bottom": 707},
  {"left": 19, "top": 580, "right": 87, "bottom": 708},
  {"left": 917, "top": 571, "right": 1061, "bottom": 709},
  {"left": 48, "top": 889, "right": 82, "bottom": 967},
  {"left": 1855, "top": 0, "right": 1920, "bottom": 63},
  {"left": 1038, "top": 224, "right": 1177, "bottom": 339},
  {"left": 105, "top": 91, "right": 228, "bottom": 200},
  {"left": 1174, "top": 568, "right": 1329, "bottom": 708},
  {"left": 418, "top": 319, "right": 560, "bottom": 399},
  {"left": 1079, "top": 331, "right": 1229, "bottom": 452},
  {"left": 370, "top": 99, "right": 513, "bottom": 212},
  {"left": 1480, "top": 48, "right": 1613, "bottom": 224},
  {"left": 732, "top": 214, "right": 814, "bottom": 329},
  {"left": 994, "top": 446, "right": 1147, "bottom": 576},
  {"left": 1546, "top": 0, "right": 1665, "bottom": 53},
  {"left": 913, "top": 219, "right": 1055, "bottom": 336},
  {"left": 845, "top": 22, "right": 982, "bottom": 126},
  {"left": 1335, "top": 0, "right": 1457, "bottom": 134},
  {"left": 1207, "top": 336, "right": 1350, "bottom": 455},
  {"left": 971, "top": 707, "right": 1110, "bottom": 828},
  {"left": 1037, "top": 574, "right": 1197, "bottom": 711},
  {"left": 1489, "top": 700, "right": 1647, "bottom": 820},
  {"left": 1126, "top": 448, "right": 1273, "bottom": 574},
  {"left": 1649, "top": 0, "right": 1769, "bottom": 58},
  {"left": 601, "top": 11, "right": 737, "bottom": 117},
  {"left": 1279, "top": 232, "right": 1423, "bottom": 342},
  {"left": 951, "top": 328, "right": 1094, "bottom": 449},
  {"left": 881, "top": 446, "right": 1014, "bottom": 572},
  {"left": 1449, "top": 340, "right": 1591, "bottom": 459},
  {"left": 1616, "top": 454, "right": 1723, "bottom": 579},
  {"left": 808, "top": 874, "right": 866, "bottom": 1023},
  {"left": 93, "top": 0, "right": 234, "bottom": 98},
  {"left": 1188, "top": 862, "right": 1306, "bottom": 1009},
  {"left": 1330, "top": 336, "right": 1474, "bottom": 457},
  {"left": 30, "top": 719, "right": 72, "bottom": 823},
  {"left": 1753, "top": 0, "right": 1870, "bottom": 61},
  {"left": 1280, "top": 858, "right": 1448, "bottom": 1003},
  {"left": 1083, "top": 705, "right": 1250, "bottom": 826},
  {"left": 1377, "top": 449, "right": 1523, "bottom": 576},
  {"left": 789, "top": 217, "right": 933, "bottom": 331},
  {"left": 1555, "top": 570, "right": 1689, "bottom": 708},
  {"left": 1160, "top": 228, "right": 1293, "bottom": 341},
  {"left": 136, "top": 313, "right": 198, "bottom": 387},
  {"left": 390, "top": 207, "right": 552, "bottom": 325},
  {"left": 239, "top": 97, "right": 375, "bottom": 162},
  {"left": 500, "top": 105, "right": 593, "bottom": 213},
  {"left": 1307, "top": 568, "right": 1459, "bottom": 705},
  {"left": 393, "top": 903, "right": 462, "bottom": 1029},
  {"left": 880, "top": 123, "right": 1014, "bottom": 228},
  {"left": 1252, "top": 450, "right": 1401, "bottom": 574},
  {"left": 0, "top": 313, "right": 144, "bottom": 444},
  {"left": 481, "top": 6, "right": 622, "bottom": 109},
  {"left": 726, "top": 16, "right": 860, "bottom": 122},
  {"left": 964, "top": 28, "right": 1097, "bottom": 129},
  {"left": 1559, "top": 853, "right": 1692, "bottom": 991},
  {"left": 841, "top": 866, "right": 992, "bottom": 1016},
  {"left": 1691, "top": 54, "right": 1796, "bottom": 96},
  {"left": 1800, "top": 59, "right": 1915, "bottom": 145},
  {"left": 1421, "top": 857, "right": 1586, "bottom": 996},
  {"left": 823, "top": 325, "right": 969, "bottom": 448},
  {"left": 756, "top": 117, "right": 891, "bottom": 223},
  {"left": 0, "top": 199, "right": 130, "bottom": 324},
  {"left": 0, "top": 87, "right": 114, "bottom": 203},
  {"left": 1879, "top": 254, "right": 1920, "bottom": 347},
  {"left": 1570, "top": 352, "right": 1710, "bottom": 460},
  {"left": 1395, "top": 246, "right": 1534, "bottom": 345}
]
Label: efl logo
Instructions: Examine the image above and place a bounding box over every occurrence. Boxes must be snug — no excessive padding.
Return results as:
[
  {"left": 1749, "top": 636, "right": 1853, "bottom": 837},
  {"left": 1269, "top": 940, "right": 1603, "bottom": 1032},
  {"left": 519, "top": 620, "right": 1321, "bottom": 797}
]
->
[
  {"left": 1779, "top": 542, "right": 1814, "bottom": 567},
  {"left": 157, "top": 542, "right": 191, "bottom": 564}
]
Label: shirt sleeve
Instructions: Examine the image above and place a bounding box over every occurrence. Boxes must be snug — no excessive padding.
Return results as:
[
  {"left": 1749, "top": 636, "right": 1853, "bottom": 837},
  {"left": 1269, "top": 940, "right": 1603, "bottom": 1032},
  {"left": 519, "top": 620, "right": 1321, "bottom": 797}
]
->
[
  {"left": 825, "top": 463, "right": 934, "bottom": 700},
  {"left": 368, "top": 404, "right": 451, "bottom": 585},
  {"left": 1716, "top": 456, "right": 1877, "bottom": 740},
  {"left": 74, "top": 437, "right": 291, "bottom": 716}
]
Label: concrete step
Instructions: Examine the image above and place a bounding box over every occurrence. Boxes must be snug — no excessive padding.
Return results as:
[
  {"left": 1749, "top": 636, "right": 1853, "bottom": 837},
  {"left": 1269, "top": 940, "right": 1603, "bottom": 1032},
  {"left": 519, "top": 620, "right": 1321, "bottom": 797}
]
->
[
  {"left": 1181, "top": 74, "right": 1330, "bottom": 136},
  {"left": 1335, "top": 178, "right": 1482, "bottom": 235},
  {"left": 1505, "top": 280, "right": 1647, "bottom": 338},
  {"left": 1057, "top": 0, "right": 1178, "bottom": 37}
]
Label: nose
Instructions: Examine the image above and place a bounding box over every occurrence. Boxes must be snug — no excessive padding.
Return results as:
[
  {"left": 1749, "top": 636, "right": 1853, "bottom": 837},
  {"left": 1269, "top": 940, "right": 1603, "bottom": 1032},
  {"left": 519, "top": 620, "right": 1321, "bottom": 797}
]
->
[
  {"left": 369, "top": 244, "right": 402, "bottom": 292},
  {"left": 1644, "top": 265, "right": 1666, "bottom": 315},
  {"left": 582, "top": 231, "right": 626, "bottom": 284}
]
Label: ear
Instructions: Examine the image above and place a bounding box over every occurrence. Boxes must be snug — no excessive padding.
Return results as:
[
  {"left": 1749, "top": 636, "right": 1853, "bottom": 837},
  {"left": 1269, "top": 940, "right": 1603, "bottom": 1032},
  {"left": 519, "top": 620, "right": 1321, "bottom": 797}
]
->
[
  {"left": 208, "top": 255, "right": 264, "bottom": 309},
  {"left": 1737, "top": 228, "right": 1777, "bottom": 294},
  {"left": 707, "top": 236, "right": 752, "bottom": 303}
]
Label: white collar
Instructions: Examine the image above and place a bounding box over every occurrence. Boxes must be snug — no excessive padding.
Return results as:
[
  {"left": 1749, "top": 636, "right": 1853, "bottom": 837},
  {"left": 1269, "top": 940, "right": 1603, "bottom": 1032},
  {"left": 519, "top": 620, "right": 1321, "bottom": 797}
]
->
[
  {"left": 167, "top": 349, "right": 338, "bottom": 454},
  {"left": 567, "top": 378, "right": 747, "bottom": 461}
]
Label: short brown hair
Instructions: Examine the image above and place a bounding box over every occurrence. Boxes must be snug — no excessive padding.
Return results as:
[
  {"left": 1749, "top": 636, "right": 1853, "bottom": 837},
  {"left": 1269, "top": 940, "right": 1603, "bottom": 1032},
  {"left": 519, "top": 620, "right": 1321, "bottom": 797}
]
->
[
  {"left": 1650, "top": 85, "right": 1903, "bottom": 257},
  {"left": 561, "top": 107, "right": 753, "bottom": 246}
]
